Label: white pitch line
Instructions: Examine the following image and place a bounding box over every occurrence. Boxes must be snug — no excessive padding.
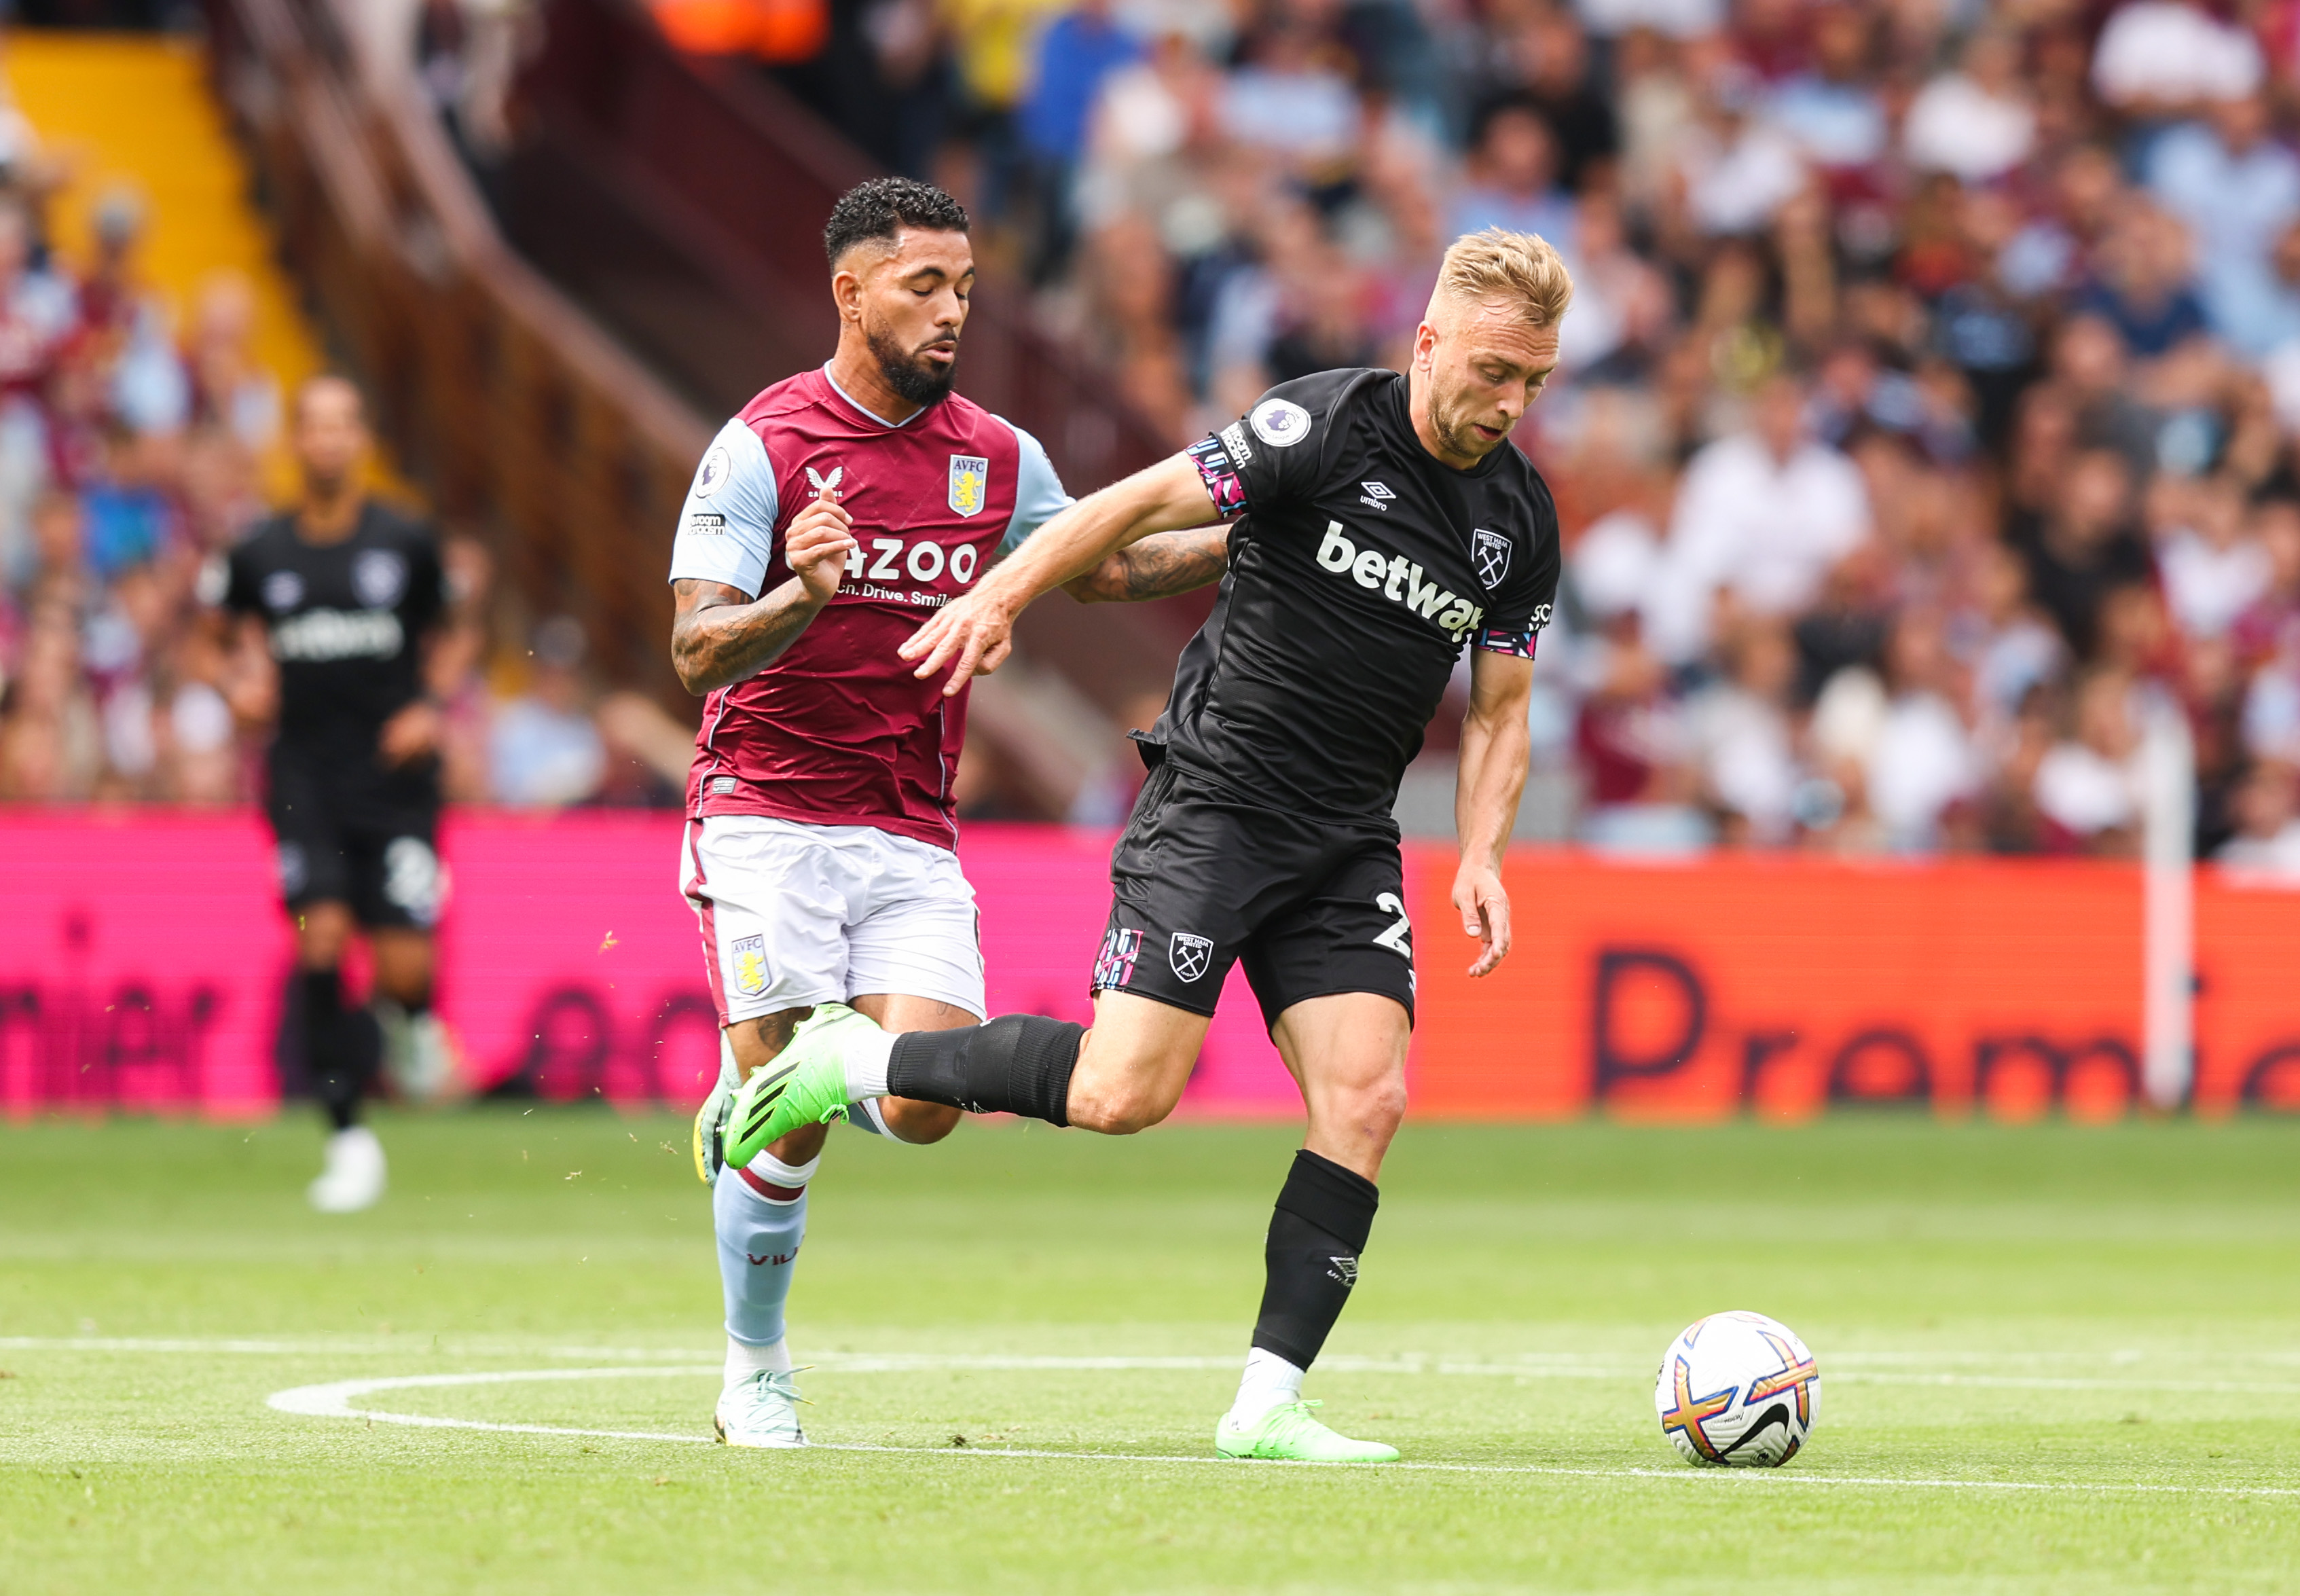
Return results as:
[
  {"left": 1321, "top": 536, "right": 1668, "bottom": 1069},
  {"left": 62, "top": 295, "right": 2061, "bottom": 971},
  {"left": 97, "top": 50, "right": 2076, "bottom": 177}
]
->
[
  {"left": 26, "top": 1339, "right": 2300, "bottom": 1396},
  {"left": 263, "top": 1366, "right": 2300, "bottom": 1500}
]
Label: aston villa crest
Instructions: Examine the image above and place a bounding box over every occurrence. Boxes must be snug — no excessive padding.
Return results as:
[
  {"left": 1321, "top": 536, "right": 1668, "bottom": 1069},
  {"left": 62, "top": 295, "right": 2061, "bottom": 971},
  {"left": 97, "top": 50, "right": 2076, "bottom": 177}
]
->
[{"left": 949, "top": 454, "right": 989, "bottom": 518}]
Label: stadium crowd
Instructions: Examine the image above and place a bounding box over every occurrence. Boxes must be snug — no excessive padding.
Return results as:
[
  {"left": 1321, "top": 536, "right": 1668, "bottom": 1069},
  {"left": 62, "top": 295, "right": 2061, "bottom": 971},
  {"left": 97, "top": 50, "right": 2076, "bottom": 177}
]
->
[
  {"left": 704, "top": 0, "right": 2300, "bottom": 866},
  {"left": 0, "top": 86, "right": 690, "bottom": 813}
]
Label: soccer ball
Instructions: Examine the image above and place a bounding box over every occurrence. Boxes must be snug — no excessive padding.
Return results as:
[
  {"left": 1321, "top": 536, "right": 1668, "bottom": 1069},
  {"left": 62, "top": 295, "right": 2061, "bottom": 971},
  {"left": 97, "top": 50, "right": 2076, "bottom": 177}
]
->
[{"left": 1653, "top": 1311, "right": 1820, "bottom": 1466}]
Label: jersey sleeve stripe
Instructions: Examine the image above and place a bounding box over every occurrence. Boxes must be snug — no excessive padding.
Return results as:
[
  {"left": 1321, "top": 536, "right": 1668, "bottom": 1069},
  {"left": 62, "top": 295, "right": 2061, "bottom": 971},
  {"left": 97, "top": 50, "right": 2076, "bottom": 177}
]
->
[{"left": 1186, "top": 431, "right": 1251, "bottom": 522}]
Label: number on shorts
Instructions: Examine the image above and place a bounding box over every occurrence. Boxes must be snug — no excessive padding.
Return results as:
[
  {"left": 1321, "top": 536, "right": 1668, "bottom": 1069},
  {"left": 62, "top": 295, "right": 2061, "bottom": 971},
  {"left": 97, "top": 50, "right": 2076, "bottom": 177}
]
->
[{"left": 1372, "top": 891, "right": 1412, "bottom": 960}]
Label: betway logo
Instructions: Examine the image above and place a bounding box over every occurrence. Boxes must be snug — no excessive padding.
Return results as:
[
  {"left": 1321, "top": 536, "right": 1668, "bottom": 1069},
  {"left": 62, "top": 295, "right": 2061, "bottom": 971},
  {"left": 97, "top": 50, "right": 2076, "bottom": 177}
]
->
[
  {"left": 1316, "top": 522, "right": 1483, "bottom": 640},
  {"left": 270, "top": 608, "right": 403, "bottom": 662}
]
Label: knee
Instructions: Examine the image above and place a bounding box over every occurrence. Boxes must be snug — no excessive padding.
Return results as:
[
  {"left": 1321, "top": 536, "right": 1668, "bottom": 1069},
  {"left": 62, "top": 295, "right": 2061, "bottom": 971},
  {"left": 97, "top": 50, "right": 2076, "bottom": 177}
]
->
[
  {"left": 1067, "top": 1074, "right": 1180, "bottom": 1136},
  {"left": 881, "top": 1098, "right": 962, "bottom": 1144},
  {"left": 295, "top": 903, "right": 352, "bottom": 968},
  {"left": 1339, "top": 1072, "right": 1408, "bottom": 1139}
]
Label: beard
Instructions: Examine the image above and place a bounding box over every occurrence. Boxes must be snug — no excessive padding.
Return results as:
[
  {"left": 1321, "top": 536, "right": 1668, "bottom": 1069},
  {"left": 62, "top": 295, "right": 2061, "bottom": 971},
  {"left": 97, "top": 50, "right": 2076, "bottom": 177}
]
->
[
  {"left": 868, "top": 322, "right": 959, "bottom": 408},
  {"left": 1429, "top": 393, "right": 1497, "bottom": 461}
]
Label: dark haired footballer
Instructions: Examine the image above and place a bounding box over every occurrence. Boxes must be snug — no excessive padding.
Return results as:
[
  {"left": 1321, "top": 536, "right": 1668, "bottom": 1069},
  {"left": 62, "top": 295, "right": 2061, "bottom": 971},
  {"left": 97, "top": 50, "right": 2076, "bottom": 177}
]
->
[
  {"left": 672, "top": 177, "right": 1230, "bottom": 1447},
  {"left": 724, "top": 228, "right": 1573, "bottom": 1463}
]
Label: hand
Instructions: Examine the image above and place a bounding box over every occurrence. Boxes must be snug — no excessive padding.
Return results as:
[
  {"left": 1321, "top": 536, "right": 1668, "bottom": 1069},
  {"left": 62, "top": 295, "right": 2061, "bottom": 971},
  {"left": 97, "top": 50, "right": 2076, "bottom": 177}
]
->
[
  {"left": 785, "top": 482, "right": 856, "bottom": 606},
  {"left": 378, "top": 700, "right": 443, "bottom": 767},
  {"left": 899, "top": 585, "right": 1017, "bottom": 697},
  {"left": 1452, "top": 860, "right": 1512, "bottom": 978}
]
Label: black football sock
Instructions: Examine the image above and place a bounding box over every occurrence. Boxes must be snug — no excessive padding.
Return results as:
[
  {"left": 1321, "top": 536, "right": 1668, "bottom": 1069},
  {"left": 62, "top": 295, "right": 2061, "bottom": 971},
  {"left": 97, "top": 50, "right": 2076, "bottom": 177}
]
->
[
  {"left": 885, "top": 1015, "right": 1084, "bottom": 1125},
  {"left": 302, "top": 967, "right": 382, "bottom": 1132},
  {"left": 1252, "top": 1149, "right": 1381, "bottom": 1370}
]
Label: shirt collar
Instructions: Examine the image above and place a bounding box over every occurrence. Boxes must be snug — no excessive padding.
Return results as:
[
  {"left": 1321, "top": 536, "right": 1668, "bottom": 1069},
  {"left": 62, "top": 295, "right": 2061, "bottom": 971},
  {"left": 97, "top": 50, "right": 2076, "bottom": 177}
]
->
[{"left": 823, "top": 363, "right": 924, "bottom": 430}]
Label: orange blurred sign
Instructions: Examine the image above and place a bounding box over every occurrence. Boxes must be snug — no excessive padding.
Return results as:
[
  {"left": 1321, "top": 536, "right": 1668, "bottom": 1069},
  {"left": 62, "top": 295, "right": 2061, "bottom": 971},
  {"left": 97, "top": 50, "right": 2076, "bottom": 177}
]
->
[{"left": 1408, "top": 850, "right": 2300, "bottom": 1121}]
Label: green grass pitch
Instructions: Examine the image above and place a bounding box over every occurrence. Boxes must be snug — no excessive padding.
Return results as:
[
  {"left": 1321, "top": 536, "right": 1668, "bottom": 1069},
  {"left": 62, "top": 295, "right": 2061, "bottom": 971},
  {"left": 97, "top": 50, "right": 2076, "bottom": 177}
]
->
[{"left": 3, "top": 1111, "right": 2297, "bottom": 1593}]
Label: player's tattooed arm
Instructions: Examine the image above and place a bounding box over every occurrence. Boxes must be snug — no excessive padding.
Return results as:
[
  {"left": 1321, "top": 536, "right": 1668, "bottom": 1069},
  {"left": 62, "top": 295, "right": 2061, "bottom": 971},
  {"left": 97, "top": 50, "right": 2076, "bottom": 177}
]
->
[
  {"left": 1454, "top": 648, "right": 1535, "bottom": 978},
  {"left": 903, "top": 452, "right": 1219, "bottom": 693},
  {"left": 671, "top": 484, "right": 857, "bottom": 693},
  {"left": 1061, "top": 525, "right": 1230, "bottom": 604},
  {"left": 671, "top": 578, "right": 828, "bottom": 691}
]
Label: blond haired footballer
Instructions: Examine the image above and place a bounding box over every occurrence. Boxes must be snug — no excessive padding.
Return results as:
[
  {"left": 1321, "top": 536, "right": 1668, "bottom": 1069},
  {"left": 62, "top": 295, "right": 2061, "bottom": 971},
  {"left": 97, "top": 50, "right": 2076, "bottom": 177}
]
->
[{"left": 716, "top": 230, "right": 1571, "bottom": 1462}]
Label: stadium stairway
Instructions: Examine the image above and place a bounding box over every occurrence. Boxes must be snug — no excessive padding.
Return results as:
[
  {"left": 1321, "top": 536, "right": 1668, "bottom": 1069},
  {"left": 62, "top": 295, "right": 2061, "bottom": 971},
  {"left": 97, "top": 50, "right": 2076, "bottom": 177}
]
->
[{"left": 3, "top": 30, "right": 327, "bottom": 496}]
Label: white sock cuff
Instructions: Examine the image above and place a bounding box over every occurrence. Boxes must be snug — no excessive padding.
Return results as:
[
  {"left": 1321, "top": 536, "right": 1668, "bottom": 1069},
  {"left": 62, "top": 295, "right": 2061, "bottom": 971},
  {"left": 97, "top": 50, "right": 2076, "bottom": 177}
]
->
[
  {"left": 850, "top": 1096, "right": 894, "bottom": 1137},
  {"left": 847, "top": 1023, "right": 896, "bottom": 1100},
  {"left": 725, "top": 1335, "right": 792, "bottom": 1381},
  {"left": 740, "top": 1150, "right": 821, "bottom": 1190}
]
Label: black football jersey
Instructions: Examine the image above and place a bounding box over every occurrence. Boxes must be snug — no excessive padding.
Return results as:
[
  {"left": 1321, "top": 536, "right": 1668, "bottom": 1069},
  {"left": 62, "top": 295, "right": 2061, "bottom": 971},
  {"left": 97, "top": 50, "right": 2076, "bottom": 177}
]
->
[
  {"left": 1152, "top": 368, "right": 1560, "bottom": 820},
  {"left": 216, "top": 500, "right": 445, "bottom": 750}
]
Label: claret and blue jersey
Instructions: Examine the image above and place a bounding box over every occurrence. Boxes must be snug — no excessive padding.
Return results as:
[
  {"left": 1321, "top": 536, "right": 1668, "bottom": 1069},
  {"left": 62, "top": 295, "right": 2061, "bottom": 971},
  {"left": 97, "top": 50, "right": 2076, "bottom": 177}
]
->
[{"left": 666, "top": 365, "right": 1072, "bottom": 849}]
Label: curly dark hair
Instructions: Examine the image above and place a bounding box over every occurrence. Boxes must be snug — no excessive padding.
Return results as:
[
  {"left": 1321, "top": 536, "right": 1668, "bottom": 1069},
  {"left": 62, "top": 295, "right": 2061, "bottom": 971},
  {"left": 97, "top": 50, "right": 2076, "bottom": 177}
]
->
[{"left": 822, "top": 177, "right": 970, "bottom": 266}]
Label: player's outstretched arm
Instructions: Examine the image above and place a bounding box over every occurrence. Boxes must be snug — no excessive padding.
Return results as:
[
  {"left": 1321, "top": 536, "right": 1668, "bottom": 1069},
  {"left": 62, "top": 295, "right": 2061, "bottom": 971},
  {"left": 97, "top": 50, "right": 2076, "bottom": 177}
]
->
[
  {"left": 670, "top": 484, "right": 857, "bottom": 693},
  {"left": 902, "top": 453, "right": 1217, "bottom": 695},
  {"left": 1060, "top": 524, "right": 1231, "bottom": 604},
  {"left": 1454, "top": 648, "right": 1534, "bottom": 978}
]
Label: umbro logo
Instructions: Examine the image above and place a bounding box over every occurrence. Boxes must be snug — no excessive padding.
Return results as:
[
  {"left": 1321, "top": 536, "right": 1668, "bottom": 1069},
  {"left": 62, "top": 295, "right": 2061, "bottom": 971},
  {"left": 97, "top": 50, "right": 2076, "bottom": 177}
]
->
[
  {"left": 1327, "top": 1256, "right": 1359, "bottom": 1286},
  {"left": 1359, "top": 481, "right": 1395, "bottom": 511}
]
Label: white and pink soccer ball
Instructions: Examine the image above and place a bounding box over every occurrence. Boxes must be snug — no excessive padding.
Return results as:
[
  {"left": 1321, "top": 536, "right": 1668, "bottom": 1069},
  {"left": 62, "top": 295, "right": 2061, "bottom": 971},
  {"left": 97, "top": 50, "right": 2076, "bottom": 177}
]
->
[{"left": 1653, "top": 1311, "right": 1821, "bottom": 1466}]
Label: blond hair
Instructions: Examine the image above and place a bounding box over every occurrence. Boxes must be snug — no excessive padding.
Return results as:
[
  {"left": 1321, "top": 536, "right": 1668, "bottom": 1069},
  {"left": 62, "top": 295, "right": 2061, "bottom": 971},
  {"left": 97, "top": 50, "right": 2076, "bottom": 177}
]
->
[{"left": 1432, "top": 228, "right": 1573, "bottom": 329}]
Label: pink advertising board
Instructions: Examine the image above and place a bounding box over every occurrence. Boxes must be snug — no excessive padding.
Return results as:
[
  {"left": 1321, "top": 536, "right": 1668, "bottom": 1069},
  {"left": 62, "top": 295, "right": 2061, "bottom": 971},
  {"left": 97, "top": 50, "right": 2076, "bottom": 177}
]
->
[{"left": 0, "top": 810, "right": 1307, "bottom": 1119}]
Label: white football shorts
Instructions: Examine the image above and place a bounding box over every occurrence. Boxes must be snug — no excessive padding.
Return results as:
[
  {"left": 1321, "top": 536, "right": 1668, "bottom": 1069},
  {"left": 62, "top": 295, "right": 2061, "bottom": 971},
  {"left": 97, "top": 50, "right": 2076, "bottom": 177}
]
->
[{"left": 680, "top": 814, "right": 986, "bottom": 1026}]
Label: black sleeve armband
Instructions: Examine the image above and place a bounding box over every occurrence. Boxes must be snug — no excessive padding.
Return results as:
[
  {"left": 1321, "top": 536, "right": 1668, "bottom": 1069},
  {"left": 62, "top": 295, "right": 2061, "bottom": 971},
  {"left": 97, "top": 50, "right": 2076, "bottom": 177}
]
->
[{"left": 1186, "top": 431, "right": 1252, "bottom": 522}]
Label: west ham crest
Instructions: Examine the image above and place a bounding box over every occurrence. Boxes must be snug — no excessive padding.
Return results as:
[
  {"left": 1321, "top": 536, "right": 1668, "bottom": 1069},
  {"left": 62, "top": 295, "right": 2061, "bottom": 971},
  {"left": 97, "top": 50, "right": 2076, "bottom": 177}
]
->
[
  {"left": 948, "top": 454, "right": 989, "bottom": 518},
  {"left": 1472, "top": 528, "right": 1511, "bottom": 590},
  {"left": 1169, "top": 932, "right": 1213, "bottom": 983}
]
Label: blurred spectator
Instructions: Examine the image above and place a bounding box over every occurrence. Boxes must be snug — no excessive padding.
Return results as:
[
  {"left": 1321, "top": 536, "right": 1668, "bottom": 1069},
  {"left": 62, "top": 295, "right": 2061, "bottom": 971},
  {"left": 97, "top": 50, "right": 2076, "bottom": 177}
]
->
[
  {"left": 1685, "top": 616, "right": 1801, "bottom": 843},
  {"left": 1016, "top": 0, "right": 1139, "bottom": 277},
  {"left": 2011, "top": 447, "right": 2152, "bottom": 659},
  {"left": 1453, "top": 96, "right": 1575, "bottom": 247},
  {"left": 2092, "top": 0, "right": 2262, "bottom": 119},
  {"left": 488, "top": 615, "right": 606, "bottom": 807},
  {"left": 1656, "top": 371, "right": 1872, "bottom": 664},
  {"left": 1903, "top": 28, "right": 2035, "bottom": 184},
  {"left": 2216, "top": 759, "right": 2300, "bottom": 873},
  {"left": 2035, "top": 668, "right": 2144, "bottom": 854}
]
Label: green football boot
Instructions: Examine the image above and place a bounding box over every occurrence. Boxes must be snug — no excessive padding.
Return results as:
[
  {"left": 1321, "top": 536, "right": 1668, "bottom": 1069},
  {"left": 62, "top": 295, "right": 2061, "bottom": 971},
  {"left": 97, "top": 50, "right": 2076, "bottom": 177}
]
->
[
  {"left": 692, "top": 1072, "right": 735, "bottom": 1184},
  {"left": 1214, "top": 1400, "right": 1400, "bottom": 1463},
  {"left": 723, "top": 1002, "right": 876, "bottom": 1167}
]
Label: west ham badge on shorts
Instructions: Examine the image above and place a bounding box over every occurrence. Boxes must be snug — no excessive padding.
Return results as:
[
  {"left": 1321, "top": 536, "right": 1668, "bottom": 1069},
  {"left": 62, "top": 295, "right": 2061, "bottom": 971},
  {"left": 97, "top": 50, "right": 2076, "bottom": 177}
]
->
[
  {"left": 948, "top": 454, "right": 989, "bottom": 518},
  {"left": 730, "top": 934, "right": 767, "bottom": 997},
  {"left": 1169, "top": 932, "right": 1213, "bottom": 983},
  {"left": 1472, "top": 528, "right": 1512, "bottom": 590}
]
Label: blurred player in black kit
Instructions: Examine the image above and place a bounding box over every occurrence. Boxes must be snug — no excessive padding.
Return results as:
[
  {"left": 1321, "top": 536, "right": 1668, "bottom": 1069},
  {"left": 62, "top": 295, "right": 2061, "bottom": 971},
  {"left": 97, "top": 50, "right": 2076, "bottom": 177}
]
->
[{"left": 215, "top": 376, "right": 456, "bottom": 1211}]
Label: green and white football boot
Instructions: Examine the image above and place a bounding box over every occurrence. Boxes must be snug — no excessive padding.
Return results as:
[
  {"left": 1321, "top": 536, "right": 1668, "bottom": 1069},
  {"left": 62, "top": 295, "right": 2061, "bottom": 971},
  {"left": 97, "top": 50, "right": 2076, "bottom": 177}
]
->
[
  {"left": 692, "top": 1071, "right": 735, "bottom": 1184},
  {"left": 713, "top": 1368, "right": 809, "bottom": 1449},
  {"left": 1214, "top": 1400, "right": 1400, "bottom": 1463},
  {"left": 723, "top": 1002, "right": 878, "bottom": 1167}
]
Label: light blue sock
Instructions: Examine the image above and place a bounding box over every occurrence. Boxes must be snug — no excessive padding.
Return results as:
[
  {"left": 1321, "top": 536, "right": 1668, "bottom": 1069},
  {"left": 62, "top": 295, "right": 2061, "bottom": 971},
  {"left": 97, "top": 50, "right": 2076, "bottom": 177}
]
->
[{"left": 714, "top": 1149, "right": 817, "bottom": 1352}]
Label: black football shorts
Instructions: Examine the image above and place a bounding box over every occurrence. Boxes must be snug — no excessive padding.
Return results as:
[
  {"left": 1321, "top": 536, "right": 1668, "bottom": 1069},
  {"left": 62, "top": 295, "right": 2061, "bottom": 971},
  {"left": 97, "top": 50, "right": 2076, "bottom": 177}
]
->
[
  {"left": 1090, "top": 761, "right": 1416, "bottom": 1030},
  {"left": 265, "top": 743, "right": 445, "bottom": 930}
]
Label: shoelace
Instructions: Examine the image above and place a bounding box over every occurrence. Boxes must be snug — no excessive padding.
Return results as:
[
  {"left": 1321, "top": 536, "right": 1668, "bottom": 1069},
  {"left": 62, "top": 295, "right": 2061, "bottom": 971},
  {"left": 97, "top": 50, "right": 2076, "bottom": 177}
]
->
[{"left": 749, "top": 1367, "right": 816, "bottom": 1407}]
